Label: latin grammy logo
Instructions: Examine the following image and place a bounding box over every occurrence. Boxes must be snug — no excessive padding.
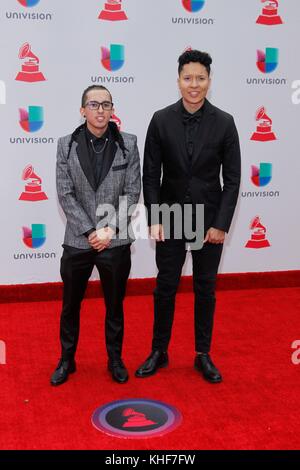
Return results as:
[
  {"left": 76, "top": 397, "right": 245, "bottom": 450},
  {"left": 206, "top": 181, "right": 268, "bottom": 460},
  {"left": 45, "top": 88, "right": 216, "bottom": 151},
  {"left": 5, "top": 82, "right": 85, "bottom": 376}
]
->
[
  {"left": 15, "top": 43, "right": 46, "bottom": 83},
  {"left": 122, "top": 408, "right": 157, "bottom": 428},
  {"left": 256, "top": 0, "right": 283, "bottom": 25},
  {"left": 245, "top": 216, "right": 271, "bottom": 249},
  {"left": 251, "top": 106, "right": 277, "bottom": 142},
  {"left": 110, "top": 113, "right": 121, "bottom": 131},
  {"left": 19, "top": 165, "right": 48, "bottom": 201},
  {"left": 98, "top": 0, "right": 128, "bottom": 21}
]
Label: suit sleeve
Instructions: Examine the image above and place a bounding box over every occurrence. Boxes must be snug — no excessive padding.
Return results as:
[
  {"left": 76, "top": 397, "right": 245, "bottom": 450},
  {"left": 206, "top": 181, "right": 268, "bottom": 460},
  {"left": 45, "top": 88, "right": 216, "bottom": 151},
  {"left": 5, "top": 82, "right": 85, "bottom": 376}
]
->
[
  {"left": 108, "top": 136, "right": 141, "bottom": 233},
  {"left": 212, "top": 117, "right": 241, "bottom": 233},
  {"left": 56, "top": 138, "right": 95, "bottom": 237},
  {"left": 142, "top": 113, "right": 163, "bottom": 226}
]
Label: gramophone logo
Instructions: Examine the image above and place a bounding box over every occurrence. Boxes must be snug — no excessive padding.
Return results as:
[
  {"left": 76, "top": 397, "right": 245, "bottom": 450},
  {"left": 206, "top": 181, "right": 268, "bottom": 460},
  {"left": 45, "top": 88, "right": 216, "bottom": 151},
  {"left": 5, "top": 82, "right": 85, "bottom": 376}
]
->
[
  {"left": 182, "top": 0, "right": 205, "bottom": 12},
  {"left": 92, "top": 399, "right": 182, "bottom": 438},
  {"left": 15, "top": 43, "right": 46, "bottom": 82},
  {"left": 245, "top": 216, "right": 271, "bottom": 249},
  {"left": 98, "top": 0, "right": 128, "bottom": 21},
  {"left": 19, "top": 165, "right": 48, "bottom": 202},
  {"left": 0, "top": 80, "right": 5, "bottom": 104},
  {"left": 256, "top": 0, "right": 283, "bottom": 25},
  {"left": 257, "top": 48, "right": 278, "bottom": 74},
  {"left": 101, "top": 44, "right": 125, "bottom": 72},
  {"left": 251, "top": 163, "right": 272, "bottom": 187},
  {"left": 19, "top": 106, "right": 44, "bottom": 132},
  {"left": 251, "top": 106, "right": 277, "bottom": 141},
  {"left": 17, "top": 0, "right": 40, "bottom": 6},
  {"left": 22, "top": 224, "right": 46, "bottom": 248}
]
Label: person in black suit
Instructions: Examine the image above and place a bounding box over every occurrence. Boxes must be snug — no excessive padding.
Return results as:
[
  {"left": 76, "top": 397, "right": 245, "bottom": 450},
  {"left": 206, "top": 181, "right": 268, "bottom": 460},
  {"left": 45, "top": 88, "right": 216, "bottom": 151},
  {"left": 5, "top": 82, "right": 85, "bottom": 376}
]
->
[{"left": 135, "top": 50, "right": 241, "bottom": 383}]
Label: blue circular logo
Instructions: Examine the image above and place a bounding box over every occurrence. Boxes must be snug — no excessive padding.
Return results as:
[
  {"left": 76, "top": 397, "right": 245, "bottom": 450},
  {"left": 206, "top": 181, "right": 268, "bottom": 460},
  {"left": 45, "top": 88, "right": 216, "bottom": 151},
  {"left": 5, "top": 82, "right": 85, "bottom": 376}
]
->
[{"left": 92, "top": 399, "right": 182, "bottom": 438}]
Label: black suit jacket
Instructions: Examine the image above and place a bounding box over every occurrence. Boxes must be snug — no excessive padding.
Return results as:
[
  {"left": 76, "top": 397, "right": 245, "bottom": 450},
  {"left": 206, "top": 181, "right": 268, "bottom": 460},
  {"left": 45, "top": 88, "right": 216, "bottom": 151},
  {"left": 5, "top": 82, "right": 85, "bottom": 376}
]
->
[{"left": 143, "top": 99, "right": 241, "bottom": 232}]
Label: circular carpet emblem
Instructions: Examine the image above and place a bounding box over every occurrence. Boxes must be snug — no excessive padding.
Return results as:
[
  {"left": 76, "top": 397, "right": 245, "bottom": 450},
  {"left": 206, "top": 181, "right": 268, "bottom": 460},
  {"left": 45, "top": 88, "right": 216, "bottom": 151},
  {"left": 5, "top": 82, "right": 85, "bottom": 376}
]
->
[{"left": 91, "top": 399, "right": 182, "bottom": 438}]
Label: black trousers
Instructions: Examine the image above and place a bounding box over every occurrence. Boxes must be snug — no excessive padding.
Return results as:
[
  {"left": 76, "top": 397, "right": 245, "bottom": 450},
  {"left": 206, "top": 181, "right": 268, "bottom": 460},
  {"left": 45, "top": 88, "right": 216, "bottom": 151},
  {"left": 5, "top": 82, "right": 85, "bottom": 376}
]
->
[
  {"left": 152, "top": 239, "right": 223, "bottom": 353},
  {"left": 59, "top": 244, "right": 131, "bottom": 361}
]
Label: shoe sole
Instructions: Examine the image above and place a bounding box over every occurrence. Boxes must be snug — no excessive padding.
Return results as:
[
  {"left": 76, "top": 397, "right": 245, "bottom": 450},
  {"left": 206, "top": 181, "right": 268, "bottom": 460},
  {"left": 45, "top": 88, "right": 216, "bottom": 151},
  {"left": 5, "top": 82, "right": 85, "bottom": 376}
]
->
[
  {"left": 50, "top": 365, "right": 76, "bottom": 386},
  {"left": 194, "top": 364, "right": 222, "bottom": 383},
  {"left": 135, "top": 360, "right": 169, "bottom": 378}
]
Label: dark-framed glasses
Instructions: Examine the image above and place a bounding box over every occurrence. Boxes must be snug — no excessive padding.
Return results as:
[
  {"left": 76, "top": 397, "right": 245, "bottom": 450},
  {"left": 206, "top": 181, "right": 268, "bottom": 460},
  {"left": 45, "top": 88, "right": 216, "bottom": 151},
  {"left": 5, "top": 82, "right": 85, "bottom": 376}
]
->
[{"left": 85, "top": 100, "right": 113, "bottom": 111}]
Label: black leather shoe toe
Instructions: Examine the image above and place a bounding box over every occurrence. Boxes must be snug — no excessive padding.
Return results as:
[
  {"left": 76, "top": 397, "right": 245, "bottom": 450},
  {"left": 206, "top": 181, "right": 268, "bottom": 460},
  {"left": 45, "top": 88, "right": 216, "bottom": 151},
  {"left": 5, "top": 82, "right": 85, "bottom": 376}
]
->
[
  {"left": 194, "top": 354, "right": 222, "bottom": 383},
  {"left": 50, "top": 358, "right": 76, "bottom": 386},
  {"left": 108, "top": 358, "right": 129, "bottom": 384},
  {"left": 135, "top": 350, "right": 168, "bottom": 378}
]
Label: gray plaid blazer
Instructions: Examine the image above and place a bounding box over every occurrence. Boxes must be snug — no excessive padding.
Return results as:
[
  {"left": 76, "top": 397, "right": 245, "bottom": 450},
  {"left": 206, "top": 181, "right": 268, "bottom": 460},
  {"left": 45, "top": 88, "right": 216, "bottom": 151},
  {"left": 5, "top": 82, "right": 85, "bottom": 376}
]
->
[{"left": 56, "top": 129, "right": 141, "bottom": 249}]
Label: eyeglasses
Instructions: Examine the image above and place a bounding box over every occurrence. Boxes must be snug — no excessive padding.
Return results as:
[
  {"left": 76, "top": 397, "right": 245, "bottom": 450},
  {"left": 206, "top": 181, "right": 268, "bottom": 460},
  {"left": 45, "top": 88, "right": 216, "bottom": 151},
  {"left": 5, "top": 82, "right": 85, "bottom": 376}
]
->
[{"left": 84, "top": 100, "right": 114, "bottom": 111}]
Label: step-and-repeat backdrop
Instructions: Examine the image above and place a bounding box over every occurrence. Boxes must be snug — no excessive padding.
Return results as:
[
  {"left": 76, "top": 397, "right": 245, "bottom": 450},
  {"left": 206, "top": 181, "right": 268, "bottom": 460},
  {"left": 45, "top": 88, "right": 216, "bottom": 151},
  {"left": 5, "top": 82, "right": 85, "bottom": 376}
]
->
[{"left": 0, "top": 0, "right": 299, "bottom": 284}]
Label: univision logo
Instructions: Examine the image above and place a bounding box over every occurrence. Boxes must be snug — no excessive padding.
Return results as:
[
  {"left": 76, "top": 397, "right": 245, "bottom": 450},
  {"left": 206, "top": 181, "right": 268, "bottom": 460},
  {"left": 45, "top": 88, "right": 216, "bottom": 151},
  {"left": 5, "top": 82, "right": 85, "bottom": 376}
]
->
[
  {"left": 13, "top": 223, "right": 56, "bottom": 260},
  {"left": 182, "top": 0, "right": 205, "bottom": 12},
  {"left": 172, "top": 0, "right": 213, "bottom": 24},
  {"left": 257, "top": 48, "right": 278, "bottom": 73},
  {"left": 6, "top": 0, "right": 52, "bottom": 21},
  {"left": 246, "top": 47, "right": 287, "bottom": 86},
  {"left": 17, "top": 0, "right": 40, "bottom": 6},
  {"left": 91, "top": 44, "right": 134, "bottom": 84},
  {"left": 19, "top": 106, "right": 43, "bottom": 132},
  {"left": 241, "top": 163, "right": 280, "bottom": 199},
  {"left": 22, "top": 224, "right": 46, "bottom": 248},
  {"left": 101, "top": 44, "right": 125, "bottom": 72},
  {"left": 251, "top": 163, "right": 272, "bottom": 187}
]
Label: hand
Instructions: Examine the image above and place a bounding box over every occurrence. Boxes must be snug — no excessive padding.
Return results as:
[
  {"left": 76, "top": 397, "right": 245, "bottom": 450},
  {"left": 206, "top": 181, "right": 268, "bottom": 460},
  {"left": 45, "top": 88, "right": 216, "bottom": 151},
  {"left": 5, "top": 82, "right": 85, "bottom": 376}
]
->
[
  {"left": 88, "top": 227, "right": 115, "bottom": 252},
  {"left": 149, "top": 224, "right": 165, "bottom": 242},
  {"left": 203, "top": 227, "right": 225, "bottom": 244}
]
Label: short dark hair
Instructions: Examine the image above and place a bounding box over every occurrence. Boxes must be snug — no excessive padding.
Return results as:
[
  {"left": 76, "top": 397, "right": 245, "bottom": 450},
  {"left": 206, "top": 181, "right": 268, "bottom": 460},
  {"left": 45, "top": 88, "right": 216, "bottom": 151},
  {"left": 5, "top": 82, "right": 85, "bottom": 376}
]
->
[
  {"left": 81, "top": 85, "right": 113, "bottom": 107},
  {"left": 178, "top": 49, "right": 212, "bottom": 76}
]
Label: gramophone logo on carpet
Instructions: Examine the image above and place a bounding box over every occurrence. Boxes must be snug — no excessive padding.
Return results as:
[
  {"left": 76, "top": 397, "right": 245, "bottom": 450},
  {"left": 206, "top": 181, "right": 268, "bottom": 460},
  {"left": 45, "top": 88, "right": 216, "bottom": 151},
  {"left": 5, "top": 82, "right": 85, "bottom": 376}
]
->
[
  {"left": 15, "top": 43, "right": 46, "bottom": 82},
  {"left": 19, "top": 165, "right": 48, "bottom": 202},
  {"left": 256, "top": 0, "right": 283, "bottom": 26},
  {"left": 92, "top": 399, "right": 182, "bottom": 438},
  {"left": 98, "top": 0, "right": 128, "bottom": 21},
  {"left": 22, "top": 224, "right": 46, "bottom": 248},
  {"left": 91, "top": 44, "right": 134, "bottom": 85},
  {"left": 245, "top": 216, "right": 271, "bottom": 249},
  {"left": 19, "top": 106, "right": 44, "bottom": 132},
  {"left": 6, "top": 1, "right": 53, "bottom": 21},
  {"left": 172, "top": 0, "right": 214, "bottom": 25}
]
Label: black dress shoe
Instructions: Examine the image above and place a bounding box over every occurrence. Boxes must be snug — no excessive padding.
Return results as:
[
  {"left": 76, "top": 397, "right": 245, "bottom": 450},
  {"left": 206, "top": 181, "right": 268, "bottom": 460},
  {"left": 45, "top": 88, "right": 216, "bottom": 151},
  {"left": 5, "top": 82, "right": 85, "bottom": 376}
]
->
[
  {"left": 135, "top": 350, "right": 169, "bottom": 378},
  {"left": 108, "top": 358, "right": 129, "bottom": 384},
  {"left": 50, "top": 358, "right": 76, "bottom": 386},
  {"left": 194, "top": 354, "right": 222, "bottom": 383}
]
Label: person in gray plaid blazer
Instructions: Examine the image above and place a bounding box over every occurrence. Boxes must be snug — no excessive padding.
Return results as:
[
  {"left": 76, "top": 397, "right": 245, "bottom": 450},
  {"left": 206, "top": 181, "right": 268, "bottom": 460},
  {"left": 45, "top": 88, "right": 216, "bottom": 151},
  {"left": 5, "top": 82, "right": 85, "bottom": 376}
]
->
[{"left": 51, "top": 85, "right": 141, "bottom": 386}]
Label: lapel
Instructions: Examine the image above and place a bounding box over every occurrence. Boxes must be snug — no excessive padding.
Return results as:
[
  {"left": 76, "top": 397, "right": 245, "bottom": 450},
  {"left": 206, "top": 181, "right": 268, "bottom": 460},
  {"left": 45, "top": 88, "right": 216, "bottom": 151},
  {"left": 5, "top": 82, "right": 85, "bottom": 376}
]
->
[
  {"left": 191, "top": 99, "right": 215, "bottom": 167},
  {"left": 171, "top": 100, "right": 190, "bottom": 171},
  {"left": 75, "top": 128, "right": 97, "bottom": 191},
  {"left": 98, "top": 133, "right": 117, "bottom": 186}
]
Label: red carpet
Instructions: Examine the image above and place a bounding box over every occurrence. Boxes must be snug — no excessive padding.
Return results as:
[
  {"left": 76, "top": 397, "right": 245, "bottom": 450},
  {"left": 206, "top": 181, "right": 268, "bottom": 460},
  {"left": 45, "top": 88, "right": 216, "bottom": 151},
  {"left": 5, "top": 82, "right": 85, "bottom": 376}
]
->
[{"left": 1, "top": 287, "right": 300, "bottom": 450}]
